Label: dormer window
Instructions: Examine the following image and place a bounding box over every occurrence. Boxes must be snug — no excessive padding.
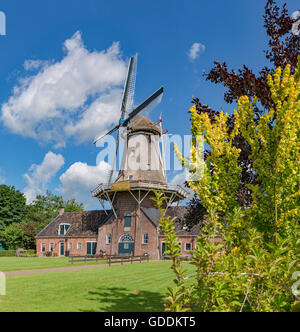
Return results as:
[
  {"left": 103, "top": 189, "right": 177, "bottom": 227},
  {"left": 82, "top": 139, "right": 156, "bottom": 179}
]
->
[{"left": 59, "top": 223, "right": 70, "bottom": 235}]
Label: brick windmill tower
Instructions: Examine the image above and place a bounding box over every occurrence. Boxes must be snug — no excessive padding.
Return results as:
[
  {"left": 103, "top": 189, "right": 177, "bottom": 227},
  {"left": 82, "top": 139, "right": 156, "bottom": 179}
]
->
[{"left": 92, "top": 55, "right": 187, "bottom": 259}]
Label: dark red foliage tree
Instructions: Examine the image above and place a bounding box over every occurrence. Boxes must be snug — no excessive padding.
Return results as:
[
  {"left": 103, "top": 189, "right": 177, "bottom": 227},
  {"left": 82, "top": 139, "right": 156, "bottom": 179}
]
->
[{"left": 185, "top": 0, "right": 299, "bottom": 228}]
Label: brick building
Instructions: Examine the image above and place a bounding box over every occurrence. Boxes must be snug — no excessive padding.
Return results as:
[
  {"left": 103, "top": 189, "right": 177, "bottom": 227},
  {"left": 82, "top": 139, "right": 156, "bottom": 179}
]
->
[
  {"left": 36, "top": 109, "right": 201, "bottom": 258},
  {"left": 36, "top": 205, "right": 201, "bottom": 259}
]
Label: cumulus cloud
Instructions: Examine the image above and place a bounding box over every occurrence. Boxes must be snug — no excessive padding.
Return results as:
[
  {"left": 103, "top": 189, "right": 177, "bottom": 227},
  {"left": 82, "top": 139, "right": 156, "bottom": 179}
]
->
[
  {"left": 170, "top": 169, "right": 194, "bottom": 202},
  {"left": 59, "top": 161, "right": 111, "bottom": 208},
  {"left": 0, "top": 172, "right": 5, "bottom": 184},
  {"left": 292, "top": 10, "right": 300, "bottom": 36},
  {"left": 187, "top": 42, "right": 206, "bottom": 61},
  {"left": 1, "top": 31, "right": 127, "bottom": 147},
  {"left": 24, "top": 151, "right": 65, "bottom": 203}
]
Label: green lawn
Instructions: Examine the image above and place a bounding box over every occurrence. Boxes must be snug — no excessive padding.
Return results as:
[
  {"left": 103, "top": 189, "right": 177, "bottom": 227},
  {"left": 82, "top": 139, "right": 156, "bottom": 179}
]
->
[
  {"left": 0, "top": 257, "right": 107, "bottom": 272},
  {"left": 0, "top": 261, "right": 195, "bottom": 312}
]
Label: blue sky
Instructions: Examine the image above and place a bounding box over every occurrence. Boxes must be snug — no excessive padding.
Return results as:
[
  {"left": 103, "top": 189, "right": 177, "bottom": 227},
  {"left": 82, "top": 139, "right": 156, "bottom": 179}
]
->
[{"left": 0, "top": 0, "right": 298, "bottom": 208}]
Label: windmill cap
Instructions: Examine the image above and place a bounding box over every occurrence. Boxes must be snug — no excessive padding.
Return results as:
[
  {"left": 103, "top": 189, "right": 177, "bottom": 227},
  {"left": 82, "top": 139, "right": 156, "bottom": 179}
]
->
[{"left": 130, "top": 115, "right": 161, "bottom": 135}]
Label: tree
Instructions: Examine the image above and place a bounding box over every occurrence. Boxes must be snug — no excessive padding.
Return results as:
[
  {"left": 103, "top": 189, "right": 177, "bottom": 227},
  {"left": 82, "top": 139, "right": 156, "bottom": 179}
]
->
[
  {"left": 17, "top": 222, "right": 39, "bottom": 249},
  {"left": 162, "top": 60, "right": 300, "bottom": 312},
  {"left": 26, "top": 191, "right": 84, "bottom": 232},
  {"left": 0, "top": 224, "right": 27, "bottom": 250},
  {"left": 236, "top": 62, "right": 300, "bottom": 243},
  {"left": 0, "top": 185, "right": 27, "bottom": 231},
  {"left": 187, "top": 0, "right": 300, "bottom": 225}
]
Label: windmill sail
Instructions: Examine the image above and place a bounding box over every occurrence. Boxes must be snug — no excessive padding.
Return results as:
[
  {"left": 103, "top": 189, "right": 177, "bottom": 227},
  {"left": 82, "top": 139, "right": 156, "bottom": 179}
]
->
[
  {"left": 123, "top": 87, "right": 164, "bottom": 126},
  {"left": 94, "top": 55, "right": 138, "bottom": 145},
  {"left": 122, "top": 54, "right": 137, "bottom": 115}
]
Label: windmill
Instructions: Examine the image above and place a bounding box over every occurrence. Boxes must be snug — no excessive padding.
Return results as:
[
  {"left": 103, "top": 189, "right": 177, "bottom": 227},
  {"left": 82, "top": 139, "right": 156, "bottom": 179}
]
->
[{"left": 93, "top": 54, "right": 164, "bottom": 183}]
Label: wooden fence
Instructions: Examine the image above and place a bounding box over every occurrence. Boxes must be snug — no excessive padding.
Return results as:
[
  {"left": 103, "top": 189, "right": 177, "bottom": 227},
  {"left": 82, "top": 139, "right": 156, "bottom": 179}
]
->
[{"left": 69, "top": 255, "right": 150, "bottom": 266}]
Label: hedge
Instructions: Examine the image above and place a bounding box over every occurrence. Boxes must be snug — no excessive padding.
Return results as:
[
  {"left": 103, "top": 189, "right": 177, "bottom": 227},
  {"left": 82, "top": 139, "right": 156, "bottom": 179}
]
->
[
  {"left": 0, "top": 250, "right": 16, "bottom": 257},
  {"left": 0, "top": 249, "right": 36, "bottom": 257}
]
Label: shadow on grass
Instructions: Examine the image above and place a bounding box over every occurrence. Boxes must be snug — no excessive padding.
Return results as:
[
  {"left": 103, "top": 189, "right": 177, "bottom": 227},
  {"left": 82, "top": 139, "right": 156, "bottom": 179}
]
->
[{"left": 82, "top": 287, "right": 165, "bottom": 312}]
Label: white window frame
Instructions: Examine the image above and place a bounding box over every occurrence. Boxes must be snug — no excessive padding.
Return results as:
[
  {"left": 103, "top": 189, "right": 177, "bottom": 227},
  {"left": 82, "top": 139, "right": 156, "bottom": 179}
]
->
[
  {"left": 86, "top": 241, "right": 97, "bottom": 255},
  {"left": 77, "top": 242, "right": 82, "bottom": 250},
  {"left": 41, "top": 243, "right": 46, "bottom": 253},
  {"left": 58, "top": 223, "right": 71, "bottom": 236},
  {"left": 68, "top": 242, "right": 73, "bottom": 250},
  {"left": 143, "top": 233, "right": 149, "bottom": 244},
  {"left": 185, "top": 243, "right": 192, "bottom": 251},
  {"left": 49, "top": 243, "right": 54, "bottom": 252},
  {"left": 106, "top": 233, "right": 112, "bottom": 245}
]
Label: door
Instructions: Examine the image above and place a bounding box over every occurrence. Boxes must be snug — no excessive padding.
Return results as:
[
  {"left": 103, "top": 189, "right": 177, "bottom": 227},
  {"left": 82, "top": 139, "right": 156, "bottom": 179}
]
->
[
  {"left": 87, "top": 242, "right": 97, "bottom": 255},
  {"left": 118, "top": 242, "right": 134, "bottom": 255},
  {"left": 161, "top": 242, "right": 166, "bottom": 256},
  {"left": 59, "top": 242, "right": 65, "bottom": 256},
  {"left": 118, "top": 234, "right": 134, "bottom": 255}
]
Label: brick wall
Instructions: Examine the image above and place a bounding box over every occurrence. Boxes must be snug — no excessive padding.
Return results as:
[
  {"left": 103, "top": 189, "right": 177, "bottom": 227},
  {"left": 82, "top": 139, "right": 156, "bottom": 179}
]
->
[
  {"left": 97, "top": 191, "right": 160, "bottom": 259},
  {"left": 159, "top": 236, "right": 198, "bottom": 257},
  {"left": 36, "top": 237, "right": 97, "bottom": 257}
]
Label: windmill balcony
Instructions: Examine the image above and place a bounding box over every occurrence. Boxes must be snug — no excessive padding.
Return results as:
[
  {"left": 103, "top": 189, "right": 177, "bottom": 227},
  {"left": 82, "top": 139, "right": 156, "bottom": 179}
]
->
[{"left": 91, "top": 180, "right": 189, "bottom": 201}]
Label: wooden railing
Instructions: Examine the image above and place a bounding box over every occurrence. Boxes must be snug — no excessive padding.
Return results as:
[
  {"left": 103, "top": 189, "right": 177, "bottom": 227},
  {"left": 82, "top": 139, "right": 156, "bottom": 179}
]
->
[
  {"left": 69, "top": 255, "right": 150, "bottom": 266},
  {"left": 107, "top": 255, "right": 150, "bottom": 266}
]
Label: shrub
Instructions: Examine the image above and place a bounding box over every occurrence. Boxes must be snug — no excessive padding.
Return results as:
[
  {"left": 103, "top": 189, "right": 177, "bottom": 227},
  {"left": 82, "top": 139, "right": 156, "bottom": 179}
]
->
[{"left": 0, "top": 250, "right": 16, "bottom": 257}]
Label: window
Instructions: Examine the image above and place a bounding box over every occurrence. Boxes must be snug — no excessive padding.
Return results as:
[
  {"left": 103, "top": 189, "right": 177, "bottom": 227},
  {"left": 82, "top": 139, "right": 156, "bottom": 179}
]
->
[
  {"left": 77, "top": 242, "right": 82, "bottom": 250},
  {"left": 59, "top": 224, "right": 70, "bottom": 235},
  {"left": 185, "top": 243, "right": 192, "bottom": 251},
  {"left": 68, "top": 242, "right": 73, "bottom": 250},
  {"left": 49, "top": 243, "right": 54, "bottom": 252},
  {"left": 86, "top": 241, "right": 97, "bottom": 255},
  {"left": 106, "top": 233, "right": 112, "bottom": 245},
  {"left": 41, "top": 243, "right": 46, "bottom": 253},
  {"left": 143, "top": 233, "right": 149, "bottom": 244},
  {"left": 124, "top": 213, "right": 131, "bottom": 231}
]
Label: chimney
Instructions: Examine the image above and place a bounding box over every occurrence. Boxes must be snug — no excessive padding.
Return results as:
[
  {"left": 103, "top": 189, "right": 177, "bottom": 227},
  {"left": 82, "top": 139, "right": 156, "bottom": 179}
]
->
[{"left": 59, "top": 208, "right": 65, "bottom": 216}]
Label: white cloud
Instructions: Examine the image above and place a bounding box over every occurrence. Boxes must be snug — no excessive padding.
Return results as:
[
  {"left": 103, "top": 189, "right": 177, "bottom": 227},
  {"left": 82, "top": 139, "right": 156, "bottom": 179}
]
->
[
  {"left": 292, "top": 10, "right": 300, "bottom": 36},
  {"left": 0, "top": 174, "right": 5, "bottom": 184},
  {"left": 1, "top": 31, "right": 127, "bottom": 147},
  {"left": 23, "top": 59, "right": 48, "bottom": 71},
  {"left": 59, "top": 161, "right": 111, "bottom": 208},
  {"left": 24, "top": 151, "right": 65, "bottom": 203},
  {"left": 65, "top": 88, "right": 122, "bottom": 144},
  {"left": 187, "top": 42, "right": 206, "bottom": 61},
  {"left": 170, "top": 169, "right": 194, "bottom": 203}
]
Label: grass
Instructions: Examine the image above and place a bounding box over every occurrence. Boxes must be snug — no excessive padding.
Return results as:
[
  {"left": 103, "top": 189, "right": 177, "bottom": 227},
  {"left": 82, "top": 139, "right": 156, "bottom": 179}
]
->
[
  {"left": 0, "top": 257, "right": 107, "bottom": 272},
  {"left": 0, "top": 261, "right": 195, "bottom": 312}
]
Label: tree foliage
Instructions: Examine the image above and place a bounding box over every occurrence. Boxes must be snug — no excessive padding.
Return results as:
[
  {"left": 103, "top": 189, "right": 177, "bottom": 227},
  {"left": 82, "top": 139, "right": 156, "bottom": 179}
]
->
[
  {"left": 159, "top": 59, "right": 300, "bottom": 312},
  {"left": 26, "top": 191, "right": 84, "bottom": 232},
  {"left": 0, "top": 189, "right": 84, "bottom": 250},
  {"left": 0, "top": 224, "right": 28, "bottom": 250},
  {"left": 0, "top": 185, "right": 27, "bottom": 231},
  {"left": 188, "top": 0, "right": 300, "bottom": 224}
]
